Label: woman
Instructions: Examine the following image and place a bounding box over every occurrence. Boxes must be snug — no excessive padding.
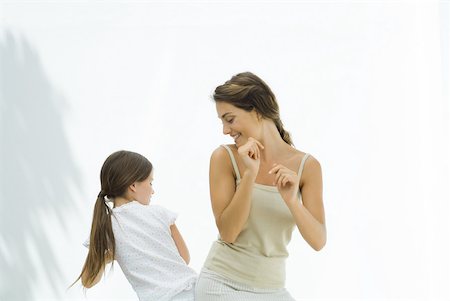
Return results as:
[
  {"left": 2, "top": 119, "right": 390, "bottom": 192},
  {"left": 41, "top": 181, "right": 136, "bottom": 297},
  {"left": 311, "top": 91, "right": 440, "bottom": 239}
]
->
[{"left": 195, "top": 72, "right": 326, "bottom": 300}]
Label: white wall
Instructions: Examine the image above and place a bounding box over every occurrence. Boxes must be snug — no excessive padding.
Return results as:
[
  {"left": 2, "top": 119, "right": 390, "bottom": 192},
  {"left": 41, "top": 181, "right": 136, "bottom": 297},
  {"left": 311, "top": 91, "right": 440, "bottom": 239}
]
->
[{"left": 1, "top": 1, "right": 449, "bottom": 300}]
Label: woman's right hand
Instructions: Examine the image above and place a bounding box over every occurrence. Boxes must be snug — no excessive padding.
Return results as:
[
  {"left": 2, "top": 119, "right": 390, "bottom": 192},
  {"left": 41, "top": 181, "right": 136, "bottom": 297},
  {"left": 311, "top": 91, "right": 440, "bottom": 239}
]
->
[{"left": 237, "top": 137, "right": 264, "bottom": 176}]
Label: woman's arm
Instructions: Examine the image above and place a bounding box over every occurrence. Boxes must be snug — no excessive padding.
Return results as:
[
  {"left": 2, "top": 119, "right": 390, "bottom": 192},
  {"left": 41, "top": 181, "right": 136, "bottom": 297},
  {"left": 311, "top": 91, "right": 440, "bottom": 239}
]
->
[
  {"left": 270, "top": 155, "right": 326, "bottom": 251},
  {"left": 290, "top": 156, "right": 326, "bottom": 251},
  {"left": 170, "top": 223, "right": 190, "bottom": 264},
  {"left": 209, "top": 146, "right": 257, "bottom": 244}
]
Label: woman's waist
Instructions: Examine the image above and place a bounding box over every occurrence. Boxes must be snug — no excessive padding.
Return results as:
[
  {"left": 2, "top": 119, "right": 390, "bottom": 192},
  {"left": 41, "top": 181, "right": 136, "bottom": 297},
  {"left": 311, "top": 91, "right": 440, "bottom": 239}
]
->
[
  {"left": 203, "top": 240, "right": 287, "bottom": 289},
  {"left": 228, "top": 227, "right": 293, "bottom": 257}
]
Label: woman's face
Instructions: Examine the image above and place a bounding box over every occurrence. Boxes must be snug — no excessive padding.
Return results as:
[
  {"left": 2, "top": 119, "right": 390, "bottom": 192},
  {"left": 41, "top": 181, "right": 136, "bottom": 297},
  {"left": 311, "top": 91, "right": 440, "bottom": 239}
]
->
[{"left": 216, "top": 101, "right": 261, "bottom": 147}]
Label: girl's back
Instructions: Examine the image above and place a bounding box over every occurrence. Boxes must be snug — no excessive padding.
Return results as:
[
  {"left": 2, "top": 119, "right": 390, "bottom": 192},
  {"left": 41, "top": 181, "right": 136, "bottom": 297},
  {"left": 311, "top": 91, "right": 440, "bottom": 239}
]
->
[{"left": 111, "top": 201, "right": 197, "bottom": 301}]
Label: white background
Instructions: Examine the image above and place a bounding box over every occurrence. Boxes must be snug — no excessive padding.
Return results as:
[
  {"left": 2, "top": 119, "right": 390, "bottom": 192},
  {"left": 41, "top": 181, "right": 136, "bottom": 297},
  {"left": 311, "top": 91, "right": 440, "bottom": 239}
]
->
[{"left": 1, "top": 1, "right": 449, "bottom": 300}]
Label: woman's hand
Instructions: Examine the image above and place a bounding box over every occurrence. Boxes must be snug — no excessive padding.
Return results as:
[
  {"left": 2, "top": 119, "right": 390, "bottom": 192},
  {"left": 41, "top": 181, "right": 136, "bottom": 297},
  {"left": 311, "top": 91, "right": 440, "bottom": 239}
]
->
[
  {"left": 237, "top": 137, "right": 264, "bottom": 176},
  {"left": 269, "top": 164, "right": 300, "bottom": 207}
]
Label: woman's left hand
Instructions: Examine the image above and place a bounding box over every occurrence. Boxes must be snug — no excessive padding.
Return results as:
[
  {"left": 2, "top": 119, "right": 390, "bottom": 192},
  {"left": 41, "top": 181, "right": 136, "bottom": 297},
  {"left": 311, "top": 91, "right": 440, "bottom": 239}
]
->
[{"left": 269, "top": 164, "right": 300, "bottom": 208}]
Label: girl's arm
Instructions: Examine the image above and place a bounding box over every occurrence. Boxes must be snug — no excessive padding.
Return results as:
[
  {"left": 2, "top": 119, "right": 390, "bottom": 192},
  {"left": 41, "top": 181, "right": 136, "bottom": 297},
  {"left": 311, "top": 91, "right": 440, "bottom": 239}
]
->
[
  {"left": 81, "top": 250, "right": 113, "bottom": 288},
  {"left": 170, "top": 223, "right": 190, "bottom": 264}
]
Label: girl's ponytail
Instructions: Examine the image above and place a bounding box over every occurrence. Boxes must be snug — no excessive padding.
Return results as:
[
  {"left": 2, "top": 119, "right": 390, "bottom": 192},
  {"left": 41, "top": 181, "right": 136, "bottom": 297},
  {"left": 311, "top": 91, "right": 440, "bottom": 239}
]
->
[{"left": 74, "top": 192, "right": 115, "bottom": 288}]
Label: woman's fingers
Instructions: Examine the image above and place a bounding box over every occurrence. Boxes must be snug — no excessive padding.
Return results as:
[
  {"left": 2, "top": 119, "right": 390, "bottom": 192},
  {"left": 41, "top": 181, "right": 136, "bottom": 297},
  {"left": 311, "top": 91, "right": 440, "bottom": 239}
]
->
[
  {"left": 246, "top": 140, "right": 261, "bottom": 160},
  {"left": 255, "top": 140, "right": 265, "bottom": 150},
  {"left": 277, "top": 174, "right": 294, "bottom": 187},
  {"left": 250, "top": 145, "right": 256, "bottom": 159},
  {"left": 270, "top": 164, "right": 298, "bottom": 186},
  {"left": 244, "top": 138, "right": 264, "bottom": 160},
  {"left": 269, "top": 164, "right": 282, "bottom": 175},
  {"left": 248, "top": 137, "right": 264, "bottom": 149},
  {"left": 274, "top": 172, "right": 280, "bottom": 185},
  {"left": 277, "top": 174, "right": 284, "bottom": 186},
  {"left": 274, "top": 167, "right": 288, "bottom": 185},
  {"left": 281, "top": 174, "right": 291, "bottom": 186},
  {"left": 269, "top": 164, "right": 290, "bottom": 175}
]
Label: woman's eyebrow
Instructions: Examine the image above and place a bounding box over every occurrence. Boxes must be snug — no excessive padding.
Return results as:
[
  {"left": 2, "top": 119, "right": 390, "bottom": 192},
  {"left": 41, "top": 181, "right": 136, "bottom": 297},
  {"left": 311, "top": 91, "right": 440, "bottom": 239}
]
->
[{"left": 219, "top": 112, "right": 233, "bottom": 119}]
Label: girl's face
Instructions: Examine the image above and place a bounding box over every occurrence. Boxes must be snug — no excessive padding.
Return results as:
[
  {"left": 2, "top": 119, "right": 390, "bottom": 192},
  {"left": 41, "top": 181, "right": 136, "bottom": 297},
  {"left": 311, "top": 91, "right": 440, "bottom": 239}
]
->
[
  {"left": 216, "top": 101, "right": 261, "bottom": 147},
  {"left": 131, "top": 170, "right": 154, "bottom": 205}
]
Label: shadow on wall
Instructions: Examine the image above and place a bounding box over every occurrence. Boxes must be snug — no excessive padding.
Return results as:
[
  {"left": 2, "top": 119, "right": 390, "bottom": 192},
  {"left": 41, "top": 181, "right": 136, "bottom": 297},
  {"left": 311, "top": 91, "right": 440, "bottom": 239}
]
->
[{"left": 0, "top": 30, "right": 82, "bottom": 301}]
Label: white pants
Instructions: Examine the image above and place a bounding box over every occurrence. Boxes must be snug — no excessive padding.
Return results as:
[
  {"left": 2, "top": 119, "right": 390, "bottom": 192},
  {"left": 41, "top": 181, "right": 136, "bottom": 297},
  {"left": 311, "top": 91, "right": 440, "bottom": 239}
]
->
[
  {"left": 195, "top": 268, "right": 296, "bottom": 301},
  {"left": 170, "top": 285, "right": 195, "bottom": 301}
]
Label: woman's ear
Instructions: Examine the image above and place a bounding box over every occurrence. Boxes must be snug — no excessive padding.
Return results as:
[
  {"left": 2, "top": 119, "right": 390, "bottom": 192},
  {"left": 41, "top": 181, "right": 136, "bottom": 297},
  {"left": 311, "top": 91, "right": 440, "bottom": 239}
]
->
[{"left": 252, "top": 109, "right": 263, "bottom": 122}]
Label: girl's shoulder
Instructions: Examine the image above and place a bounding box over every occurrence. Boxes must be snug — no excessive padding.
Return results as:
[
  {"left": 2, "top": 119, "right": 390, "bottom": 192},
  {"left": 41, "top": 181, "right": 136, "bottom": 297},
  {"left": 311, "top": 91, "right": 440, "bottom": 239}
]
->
[
  {"left": 149, "top": 204, "right": 177, "bottom": 226},
  {"left": 149, "top": 203, "right": 171, "bottom": 213}
]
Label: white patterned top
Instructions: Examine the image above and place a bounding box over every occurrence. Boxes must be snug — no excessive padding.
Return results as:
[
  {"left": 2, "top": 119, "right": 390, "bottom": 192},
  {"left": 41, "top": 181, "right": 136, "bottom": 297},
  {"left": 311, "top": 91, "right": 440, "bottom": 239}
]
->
[{"left": 84, "top": 201, "right": 197, "bottom": 301}]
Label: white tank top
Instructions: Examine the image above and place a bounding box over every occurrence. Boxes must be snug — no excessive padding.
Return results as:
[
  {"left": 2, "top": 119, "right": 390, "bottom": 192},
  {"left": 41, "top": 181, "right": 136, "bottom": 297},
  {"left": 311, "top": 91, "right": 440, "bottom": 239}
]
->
[{"left": 204, "top": 145, "right": 310, "bottom": 289}]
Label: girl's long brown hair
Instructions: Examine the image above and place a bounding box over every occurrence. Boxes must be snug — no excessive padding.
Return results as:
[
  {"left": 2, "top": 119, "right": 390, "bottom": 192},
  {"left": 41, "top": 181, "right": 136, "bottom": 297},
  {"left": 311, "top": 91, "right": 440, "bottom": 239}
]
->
[
  {"left": 213, "top": 72, "right": 294, "bottom": 146},
  {"left": 73, "top": 150, "right": 152, "bottom": 288}
]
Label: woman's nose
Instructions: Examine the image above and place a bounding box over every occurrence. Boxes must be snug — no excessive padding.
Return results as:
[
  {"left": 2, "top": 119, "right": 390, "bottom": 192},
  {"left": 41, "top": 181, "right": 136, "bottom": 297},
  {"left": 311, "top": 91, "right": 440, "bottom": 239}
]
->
[{"left": 223, "top": 124, "right": 231, "bottom": 135}]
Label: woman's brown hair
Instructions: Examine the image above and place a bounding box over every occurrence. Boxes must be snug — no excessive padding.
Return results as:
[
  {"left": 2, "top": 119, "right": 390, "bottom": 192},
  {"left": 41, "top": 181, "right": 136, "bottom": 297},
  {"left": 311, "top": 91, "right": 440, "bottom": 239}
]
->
[
  {"left": 73, "top": 150, "right": 152, "bottom": 288},
  {"left": 213, "top": 72, "right": 293, "bottom": 146}
]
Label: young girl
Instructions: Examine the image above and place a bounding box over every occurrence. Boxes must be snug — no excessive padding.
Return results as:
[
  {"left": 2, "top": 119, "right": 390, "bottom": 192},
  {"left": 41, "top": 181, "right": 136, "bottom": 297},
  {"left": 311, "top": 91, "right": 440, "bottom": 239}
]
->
[{"left": 74, "top": 150, "right": 197, "bottom": 301}]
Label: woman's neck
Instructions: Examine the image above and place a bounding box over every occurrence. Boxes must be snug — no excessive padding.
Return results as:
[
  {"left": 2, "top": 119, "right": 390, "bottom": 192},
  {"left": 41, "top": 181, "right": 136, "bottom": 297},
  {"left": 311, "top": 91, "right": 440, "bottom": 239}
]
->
[{"left": 258, "top": 121, "right": 292, "bottom": 163}]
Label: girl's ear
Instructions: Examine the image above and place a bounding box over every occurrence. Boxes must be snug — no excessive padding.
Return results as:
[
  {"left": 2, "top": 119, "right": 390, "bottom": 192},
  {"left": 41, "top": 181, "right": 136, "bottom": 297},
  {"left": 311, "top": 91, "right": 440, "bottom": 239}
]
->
[{"left": 129, "top": 183, "right": 137, "bottom": 193}]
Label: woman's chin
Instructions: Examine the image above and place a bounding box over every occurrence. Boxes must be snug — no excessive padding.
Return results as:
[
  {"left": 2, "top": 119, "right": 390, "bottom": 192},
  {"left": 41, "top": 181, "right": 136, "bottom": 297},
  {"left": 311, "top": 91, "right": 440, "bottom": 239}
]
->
[{"left": 234, "top": 136, "right": 243, "bottom": 147}]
